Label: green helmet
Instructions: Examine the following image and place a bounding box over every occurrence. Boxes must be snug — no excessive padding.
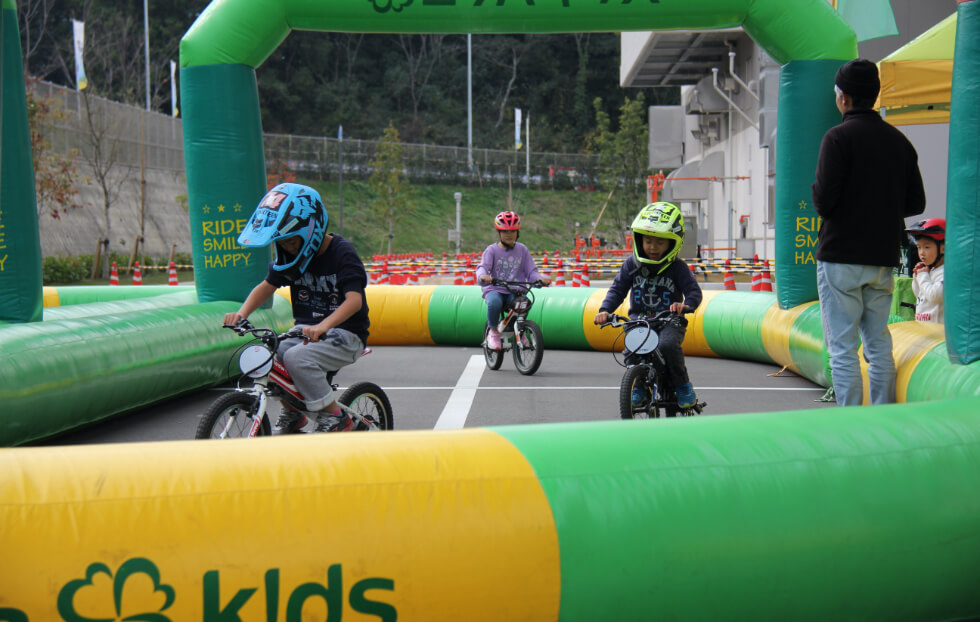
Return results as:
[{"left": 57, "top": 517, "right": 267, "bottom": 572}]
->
[{"left": 631, "top": 202, "right": 685, "bottom": 272}]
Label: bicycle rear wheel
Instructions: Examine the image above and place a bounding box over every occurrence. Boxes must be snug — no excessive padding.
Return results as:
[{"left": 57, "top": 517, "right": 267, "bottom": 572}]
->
[
  {"left": 195, "top": 392, "right": 270, "bottom": 439},
  {"left": 619, "top": 366, "right": 659, "bottom": 419},
  {"left": 483, "top": 326, "right": 504, "bottom": 370},
  {"left": 339, "top": 382, "right": 394, "bottom": 430},
  {"left": 513, "top": 320, "right": 544, "bottom": 376}
]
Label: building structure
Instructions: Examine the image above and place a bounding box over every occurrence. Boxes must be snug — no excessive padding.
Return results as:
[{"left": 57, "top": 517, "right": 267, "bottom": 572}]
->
[{"left": 621, "top": 0, "right": 954, "bottom": 261}]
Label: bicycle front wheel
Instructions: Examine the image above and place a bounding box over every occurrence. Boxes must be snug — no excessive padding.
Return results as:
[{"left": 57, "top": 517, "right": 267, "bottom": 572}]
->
[
  {"left": 195, "top": 391, "right": 270, "bottom": 439},
  {"left": 513, "top": 320, "right": 544, "bottom": 376},
  {"left": 483, "top": 325, "right": 504, "bottom": 370},
  {"left": 339, "top": 382, "right": 394, "bottom": 431},
  {"left": 619, "top": 366, "right": 659, "bottom": 420}
]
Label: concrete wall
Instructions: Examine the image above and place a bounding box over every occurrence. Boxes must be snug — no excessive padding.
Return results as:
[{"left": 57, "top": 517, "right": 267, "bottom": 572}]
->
[{"left": 38, "top": 163, "right": 191, "bottom": 260}]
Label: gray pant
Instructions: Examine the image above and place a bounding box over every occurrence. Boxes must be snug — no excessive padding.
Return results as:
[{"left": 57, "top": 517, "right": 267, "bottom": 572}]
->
[
  {"left": 816, "top": 261, "right": 896, "bottom": 407},
  {"left": 277, "top": 327, "right": 365, "bottom": 411}
]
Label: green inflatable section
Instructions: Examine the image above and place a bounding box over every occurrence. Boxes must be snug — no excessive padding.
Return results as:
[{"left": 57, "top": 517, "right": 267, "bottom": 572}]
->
[
  {"left": 774, "top": 60, "right": 842, "bottom": 309},
  {"left": 51, "top": 285, "right": 195, "bottom": 307},
  {"left": 0, "top": 0, "right": 43, "bottom": 323},
  {"left": 0, "top": 294, "right": 293, "bottom": 446},
  {"left": 181, "top": 64, "right": 271, "bottom": 305},
  {"left": 700, "top": 291, "right": 772, "bottom": 362},
  {"left": 496, "top": 400, "right": 980, "bottom": 620},
  {"left": 426, "top": 285, "right": 590, "bottom": 350},
  {"left": 787, "top": 302, "right": 832, "bottom": 387},
  {"left": 946, "top": 0, "right": 980, "bottom": 364}
]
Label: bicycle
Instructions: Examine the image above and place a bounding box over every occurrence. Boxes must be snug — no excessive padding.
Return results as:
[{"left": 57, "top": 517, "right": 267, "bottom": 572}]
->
[
  {"left": 597, "top": 310, "right": 707, "bottom": 419},
  {"left": 482, "top": 278, "right": 546, "bottom": 376},
  {"left": 195, "top": 319, "right": 393, "bottom": 439}
]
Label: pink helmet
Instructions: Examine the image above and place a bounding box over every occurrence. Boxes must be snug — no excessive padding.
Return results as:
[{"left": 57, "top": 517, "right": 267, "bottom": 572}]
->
[{"left": 494, "top": 211, "right": 521, "bottom": 231}]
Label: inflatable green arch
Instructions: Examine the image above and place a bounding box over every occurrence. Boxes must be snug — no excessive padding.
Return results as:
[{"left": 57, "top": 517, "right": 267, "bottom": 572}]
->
[{"left": 178, "top": 0, "right": 856, "bottom": 309}]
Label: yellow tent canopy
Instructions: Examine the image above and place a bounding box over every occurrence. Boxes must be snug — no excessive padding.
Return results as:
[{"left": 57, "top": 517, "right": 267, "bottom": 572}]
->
[{"left": 876, "top": 13, "right": 955, "bottom": 126}]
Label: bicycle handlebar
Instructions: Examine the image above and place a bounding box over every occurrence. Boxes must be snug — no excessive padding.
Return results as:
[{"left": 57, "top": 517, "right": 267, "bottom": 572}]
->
[
  {"left": 490, "top": 278, "right": 546, "bottom": 290},
  {"left": 224, "top": 320, "right": 312, "bottom": 343},
  {"left": 596, "top": 307, "right": 693, "bottom": 329}
]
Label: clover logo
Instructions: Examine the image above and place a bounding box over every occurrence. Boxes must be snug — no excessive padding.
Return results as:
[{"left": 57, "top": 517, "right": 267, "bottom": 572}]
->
[
  {"left": 57, "top": 558, "right": 175, "bottom": 622},
  {"left": 369, "top": 0, "right": 415, "bottom": 14}
]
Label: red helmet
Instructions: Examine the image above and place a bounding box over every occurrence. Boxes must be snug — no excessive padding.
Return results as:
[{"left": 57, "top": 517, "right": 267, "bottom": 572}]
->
[
  {"left": 494, "top": 211, "right": 521, "bottom": 231},
  {"left": 906, "top": 218, "right": 945, "bottom": 242}
]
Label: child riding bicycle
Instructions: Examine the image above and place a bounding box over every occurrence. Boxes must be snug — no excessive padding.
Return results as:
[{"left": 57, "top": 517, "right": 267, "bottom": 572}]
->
[
  {"left": 593, "top": 202, "right": 702, "bottom": 408},
  {"left": 222, "top": 182, "right": 371, "bottom": 434},
  {"left": 476, "top": 210, "right": 551, "bottom": 350}
]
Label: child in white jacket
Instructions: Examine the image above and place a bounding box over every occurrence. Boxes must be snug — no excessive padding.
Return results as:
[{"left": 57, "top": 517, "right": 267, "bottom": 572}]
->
[{"left": 906, "top": 218, "right": 945, "bottom": 323}]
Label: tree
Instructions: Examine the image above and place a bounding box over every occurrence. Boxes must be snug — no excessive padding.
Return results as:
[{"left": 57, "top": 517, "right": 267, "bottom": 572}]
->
[
  {"left": 590, "top": 94, "right": 649, "bottom": 231},
  {"left": 25, "top": 78, "right": 83, "bottom": 220},
  {"left": 368, "top": 123, "right": 414, "bottom": 255},
  {"left": 78, "top": 90, "right": 132, "bottom": 278}
]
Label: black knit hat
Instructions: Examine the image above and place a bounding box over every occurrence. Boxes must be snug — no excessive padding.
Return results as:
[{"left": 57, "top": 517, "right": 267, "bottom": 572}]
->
[{"left": 835, "top": 59, "right": 880, "bottom": 100}]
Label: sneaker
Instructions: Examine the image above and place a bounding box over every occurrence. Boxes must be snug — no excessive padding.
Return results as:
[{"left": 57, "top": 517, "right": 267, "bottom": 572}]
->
[
  {"left": 487, "top": 329, "right": 502, "bottom": 350},
  {"left": 275, "top": 410, "right": 309, "bottom": 435},
  {"left": 314, "top": 412, "right": 354, "bottom": 433},
  {"left": 676, "top": 382, "right": 697, "bottom": 409},
  {"left": 519, "top": 333, "right": 531, "bottom": 348}
]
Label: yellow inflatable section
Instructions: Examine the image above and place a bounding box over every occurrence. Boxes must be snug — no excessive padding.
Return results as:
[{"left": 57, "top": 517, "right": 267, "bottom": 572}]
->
[{"left": 0, "top": 430, "right": 560, "bottom": 620}]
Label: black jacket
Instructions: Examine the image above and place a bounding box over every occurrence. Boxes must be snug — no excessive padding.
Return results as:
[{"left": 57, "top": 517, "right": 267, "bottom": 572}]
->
[
  {"left": 599, "top": 256, "right": 702, "bottom": 318},
  {"left": 812, "top": 108, "right": 925, "bottom": 267}
]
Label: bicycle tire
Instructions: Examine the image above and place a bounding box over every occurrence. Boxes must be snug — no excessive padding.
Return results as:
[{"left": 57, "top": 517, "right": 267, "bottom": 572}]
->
[
  {"left": 339, "top": 382, "right": 394, "bottom": 431},
  {"left": 619, "top": 366, "right": 659, "bottom": 420},
  {"left": 195, "top": 391, "right": 270, "bottom": 439},
  {"left": 483, "top": 326, "right": 504, "bottom": 370},
  {"left": 513, "top": 320, "right": 544, "bottom": 376}
]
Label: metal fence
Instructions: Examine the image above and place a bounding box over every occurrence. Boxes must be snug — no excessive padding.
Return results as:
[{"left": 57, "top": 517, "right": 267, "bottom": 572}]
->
[
  {"left": 32, "top": 80, "right": 602, "bottom": 188},
  {"left": 31, "top": 80, "right": 185, "bottom": 173},
  {"left": 264, "top": 133, "right": 602, "bottom": 189}
]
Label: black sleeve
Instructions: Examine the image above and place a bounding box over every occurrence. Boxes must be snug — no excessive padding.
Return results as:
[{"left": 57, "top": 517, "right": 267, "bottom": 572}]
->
[
  {"left": 675, "top": 261, "right": 703, "bottom": 310},
  {"left": 904, "top": 149, "right": 927, "bottom": 218},
  {"left": 812, "top": 131, "right": 845, "bottom": 219}
]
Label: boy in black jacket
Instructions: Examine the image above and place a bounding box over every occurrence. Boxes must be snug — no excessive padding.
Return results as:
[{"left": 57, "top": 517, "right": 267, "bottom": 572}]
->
[{"left": 594, "top": 202, "right": 703, "bottom": 408}]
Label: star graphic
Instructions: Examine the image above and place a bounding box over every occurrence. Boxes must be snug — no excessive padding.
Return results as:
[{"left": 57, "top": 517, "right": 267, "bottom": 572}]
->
[
  {"left": 234, "top": 203, "right": 242, "bottom": 212},
  {"left": 217, "top": 204, "right": 226, "bottom": 213},
  {"left": 202, "top": 205, "right": 210, "bottom": 214},
  {"left": 798, "top": 200, "right": 808, "bottom": 210}
]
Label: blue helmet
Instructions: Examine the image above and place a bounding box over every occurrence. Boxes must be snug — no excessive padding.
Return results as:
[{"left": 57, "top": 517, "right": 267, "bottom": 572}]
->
[{"left": 238, "top": 183, "right": 327, "bottom": 277}]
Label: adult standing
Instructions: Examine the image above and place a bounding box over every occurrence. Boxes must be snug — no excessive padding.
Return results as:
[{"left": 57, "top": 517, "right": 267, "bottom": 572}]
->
[{"left": 812, "top": 59, "right": 926, "bottom": 407}]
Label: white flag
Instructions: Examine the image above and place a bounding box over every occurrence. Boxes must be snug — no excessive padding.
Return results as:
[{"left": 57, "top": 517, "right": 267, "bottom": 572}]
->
[
  {"left": 170, "top": 60, "right": 178, "bottom": 116},
  {"left": 515, "top": 108, "right": 523, "bottom": 150},
  {"left": 72, "top": 19, "right": 88, "bottom": 90}
]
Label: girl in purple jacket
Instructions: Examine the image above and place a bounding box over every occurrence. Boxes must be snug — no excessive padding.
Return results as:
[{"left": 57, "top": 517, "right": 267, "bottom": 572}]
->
[{"left": 475, "top": 211, "right": 551, "bottom": 350}]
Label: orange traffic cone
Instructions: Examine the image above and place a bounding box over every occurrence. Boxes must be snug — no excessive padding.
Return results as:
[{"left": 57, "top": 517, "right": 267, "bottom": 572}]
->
[
  {"left": 555, "top": 270, "right": 566, "bottom": 287},
  {"left": 167, "top": 261, "right": 179, "bottom": 286},
  {"left": 409, "top": 263, "right": 420, "bottom": 286},
  {"left": 751, "top": 269, "right": 761, "bottom": 292},
  {"left": 109, "top": 262, "right": 120, "bottom": 286},
  {"left": 581, "top": 264, "right": 590, "bottom": 287},
  {"left": 760, "top": 260, "right": 773, "bottom": 292},
  {"left": 572, "top": 265, "right": 582, "bottom": 287},
  {"left": 454, "top": 269, "right": 463, "bottom": 286},
  {"left": 132, "top": 262, "right": 143, "bottom": 286},
  {"left": 723, "top": 260, "right": 736, "bottom": 290}
]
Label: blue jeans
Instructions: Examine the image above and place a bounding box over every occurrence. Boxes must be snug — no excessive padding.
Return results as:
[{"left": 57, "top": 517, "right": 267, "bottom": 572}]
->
[
  {"left": 816, "top": 261, "right": 896, "bottom": 407},
  {"left": 485, "top": 291, "right": 516, "bottom": 329}
]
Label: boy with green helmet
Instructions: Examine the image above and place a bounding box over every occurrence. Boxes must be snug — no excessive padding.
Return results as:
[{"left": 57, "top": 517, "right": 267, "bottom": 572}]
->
[{"left": 594, "top": 202, "right": 702, "bottom": 409}]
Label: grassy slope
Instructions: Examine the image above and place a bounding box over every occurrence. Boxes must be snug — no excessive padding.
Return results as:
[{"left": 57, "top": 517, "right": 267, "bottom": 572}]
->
[{"left": 308, "top": 179, "right": 626, "bottom": 258}]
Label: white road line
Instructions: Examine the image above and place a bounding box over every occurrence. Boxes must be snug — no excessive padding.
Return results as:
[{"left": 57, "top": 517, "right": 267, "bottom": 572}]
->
[
  {"left": 433, "top": 355, "right": 487, "bottom": 430},
  {"left": 383, "top": 386, "right": 825, "bottom": 392}
]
